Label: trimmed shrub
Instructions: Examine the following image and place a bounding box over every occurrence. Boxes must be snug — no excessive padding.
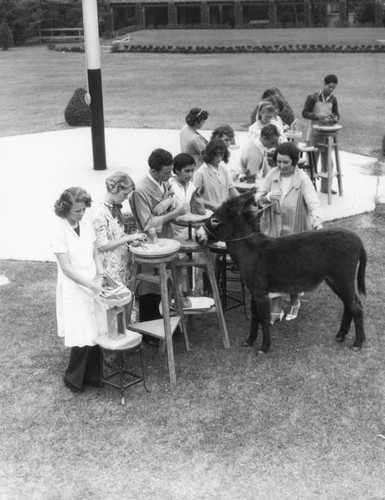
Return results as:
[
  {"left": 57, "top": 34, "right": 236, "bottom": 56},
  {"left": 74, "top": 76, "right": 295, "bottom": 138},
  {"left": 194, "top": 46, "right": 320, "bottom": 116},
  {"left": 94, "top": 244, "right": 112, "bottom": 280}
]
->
[{"left": 64, "top": 88, "right": 90, "bottom": 127}]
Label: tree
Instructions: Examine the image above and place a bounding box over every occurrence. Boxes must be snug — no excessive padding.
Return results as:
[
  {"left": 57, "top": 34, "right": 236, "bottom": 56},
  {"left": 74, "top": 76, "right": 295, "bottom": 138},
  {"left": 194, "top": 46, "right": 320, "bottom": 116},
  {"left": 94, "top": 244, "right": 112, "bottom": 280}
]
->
[{"left": 0, "top": 22, "right": 14, "bottom": 50}]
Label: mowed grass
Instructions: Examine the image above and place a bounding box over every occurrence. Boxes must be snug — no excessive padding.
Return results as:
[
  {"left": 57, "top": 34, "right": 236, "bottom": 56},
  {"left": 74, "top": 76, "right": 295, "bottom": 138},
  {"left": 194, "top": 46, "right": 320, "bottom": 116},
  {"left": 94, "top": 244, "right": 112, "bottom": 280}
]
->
[
  {"left": 1, "top": 28, "right": 385, "bottom": 156},
  {"left": 1, "top": 207, "right": 385, "bottom": 499},
  {"left": 129, "top": 27, "right": 385, "bottom": 46}
]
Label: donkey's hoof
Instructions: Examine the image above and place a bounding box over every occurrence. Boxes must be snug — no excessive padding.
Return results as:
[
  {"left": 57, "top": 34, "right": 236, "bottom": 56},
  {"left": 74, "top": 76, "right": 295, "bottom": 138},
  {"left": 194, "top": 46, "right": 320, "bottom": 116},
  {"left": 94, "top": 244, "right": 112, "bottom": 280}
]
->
[
  {"left": 257, "top": 350, "right": 267, "bottom": 356},
  {"left": 243, "top": 338, "right": 254, "bottom": 347},
  {"left": 351, "top": 345, "right": 362, "bottom": 352},
  {"left": 335, "top": 333, "right": 345, "bottom": 343}
]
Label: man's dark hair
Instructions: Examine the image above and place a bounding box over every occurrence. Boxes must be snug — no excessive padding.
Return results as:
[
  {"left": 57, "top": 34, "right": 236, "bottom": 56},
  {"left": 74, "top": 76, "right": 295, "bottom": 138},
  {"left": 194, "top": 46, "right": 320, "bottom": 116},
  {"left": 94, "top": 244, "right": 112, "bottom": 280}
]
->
[{"left": 148, "top": 148, "right": 173, "bottom": 171}]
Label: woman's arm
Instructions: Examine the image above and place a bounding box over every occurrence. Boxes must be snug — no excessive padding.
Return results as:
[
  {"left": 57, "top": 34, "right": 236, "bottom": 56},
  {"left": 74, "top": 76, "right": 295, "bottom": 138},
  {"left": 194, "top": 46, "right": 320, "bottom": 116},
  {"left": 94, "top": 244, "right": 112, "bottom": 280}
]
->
[
  {"left": 302, "top": 94, "right": 318, "bottom": 121},
  {"left": 55, "top": 253, "right": 103, "bottom": 294},
  {"left": 301, "top": 176, "right": 323, "bottom": 229},
  {"left": 97, "top": 233, "right": 145, "bottom": 252}
]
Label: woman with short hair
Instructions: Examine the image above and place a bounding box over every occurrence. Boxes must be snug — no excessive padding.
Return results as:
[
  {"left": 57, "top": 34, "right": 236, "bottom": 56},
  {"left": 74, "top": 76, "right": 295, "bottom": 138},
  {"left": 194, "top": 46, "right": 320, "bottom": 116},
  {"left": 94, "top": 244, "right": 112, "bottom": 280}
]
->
[
  {"left": 193, "top": 139, "right": 238, "bottom": 211},
  {"left": 180, "top": 107, "right": 209, "bottom": 169},
  {"left": 255, "top": 142, "right": 323, "bottom": 323},
  {"left": 90, "top": 172, "right": 146, "bottom": 285},
  {"left": 52, "top": 187, "right": 106, "bottom": 393}
]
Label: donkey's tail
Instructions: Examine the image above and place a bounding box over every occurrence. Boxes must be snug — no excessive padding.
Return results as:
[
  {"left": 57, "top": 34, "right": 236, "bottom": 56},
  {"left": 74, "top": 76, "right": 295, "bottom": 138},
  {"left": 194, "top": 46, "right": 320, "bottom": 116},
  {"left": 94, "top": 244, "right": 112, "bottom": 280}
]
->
[{"left": 357, "top": 244, "right": 367, "bottom": 296}]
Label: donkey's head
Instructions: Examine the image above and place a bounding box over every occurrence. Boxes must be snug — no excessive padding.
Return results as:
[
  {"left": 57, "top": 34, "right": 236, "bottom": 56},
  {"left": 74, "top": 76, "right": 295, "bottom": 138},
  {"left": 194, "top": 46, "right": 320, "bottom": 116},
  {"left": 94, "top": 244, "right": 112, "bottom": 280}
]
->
[
  {"left": 196, "top": 188, "right": 259, "bottom": 245},
  {"left": 190, "top": 186, "right": 206, "bottom": 215}
]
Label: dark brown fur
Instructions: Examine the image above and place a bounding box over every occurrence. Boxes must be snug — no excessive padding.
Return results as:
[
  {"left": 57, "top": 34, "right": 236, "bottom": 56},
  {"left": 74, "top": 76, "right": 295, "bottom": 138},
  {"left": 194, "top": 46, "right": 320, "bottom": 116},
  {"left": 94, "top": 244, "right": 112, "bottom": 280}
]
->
[{"left": 197, "top": 191, "right": 366, "bottom": 353}]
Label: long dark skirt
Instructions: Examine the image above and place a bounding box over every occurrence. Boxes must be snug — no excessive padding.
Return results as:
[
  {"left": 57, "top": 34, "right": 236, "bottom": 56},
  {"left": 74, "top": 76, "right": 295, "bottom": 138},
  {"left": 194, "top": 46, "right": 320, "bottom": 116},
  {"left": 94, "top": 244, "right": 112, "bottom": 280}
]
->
[{"left": 63, "top": 345, "right": 101, "bottom": 392}]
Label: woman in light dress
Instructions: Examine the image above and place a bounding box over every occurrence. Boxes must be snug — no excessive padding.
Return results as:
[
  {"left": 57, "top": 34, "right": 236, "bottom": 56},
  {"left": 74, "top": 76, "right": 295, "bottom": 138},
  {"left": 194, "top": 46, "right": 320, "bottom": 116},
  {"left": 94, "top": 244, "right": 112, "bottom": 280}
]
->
[
  {"left": 255, "top": 142, "right": 323, "bottom": 323},
  {"left": 180, "top": 107, "right": 209, "bottom": 169},
  {"left": 51, "top": 187, "right": 106, "bottom": 393},
  {"left": 90, "top": 172, "right": 146, "bottom": 286}
]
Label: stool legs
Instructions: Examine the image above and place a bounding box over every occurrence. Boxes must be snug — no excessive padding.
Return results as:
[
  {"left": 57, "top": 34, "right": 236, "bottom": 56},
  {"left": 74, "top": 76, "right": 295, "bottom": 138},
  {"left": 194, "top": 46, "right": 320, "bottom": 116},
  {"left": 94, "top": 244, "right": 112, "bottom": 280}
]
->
[
  {"left": 170, "top": 259, "right": 190, "bottom": 351},
  {"left": 159, "top": 262, "right": 176, "bottom": 384},
  {"left": 99, "top": 345, "right": 149, "bottom": 406},
  {"left": 204, "top": 249, "right": 230, "bottom": 349}
]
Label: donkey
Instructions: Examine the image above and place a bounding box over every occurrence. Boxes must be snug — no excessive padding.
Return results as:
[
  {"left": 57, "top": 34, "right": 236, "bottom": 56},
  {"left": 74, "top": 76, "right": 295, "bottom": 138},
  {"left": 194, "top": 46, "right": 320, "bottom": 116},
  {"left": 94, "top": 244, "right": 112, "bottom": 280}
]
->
[{"left": 196, "top": 190, "right": 367, "bottom": 354}]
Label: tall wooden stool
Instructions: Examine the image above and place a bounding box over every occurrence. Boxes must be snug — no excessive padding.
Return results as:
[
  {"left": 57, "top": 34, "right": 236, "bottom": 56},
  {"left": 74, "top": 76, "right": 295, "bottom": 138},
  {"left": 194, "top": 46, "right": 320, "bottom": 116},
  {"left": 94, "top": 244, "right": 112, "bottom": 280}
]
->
[
  {"left": 173, "top": 213, "right": 230, "bottom": 349},
  {"left": 97, "top": 293, "right": 148, "bottom": 405},
  {"left": 127, "top": 241, "right": 189, "bottom": 385},
  {"left": 313, "top": 124, "right": 343, "bottom": 204},
  {"left": 298, "top": 145, "right": 319, "bottom": 190},
  {"left": 209, "top": 241, "right": 248, "bottom": 317}
]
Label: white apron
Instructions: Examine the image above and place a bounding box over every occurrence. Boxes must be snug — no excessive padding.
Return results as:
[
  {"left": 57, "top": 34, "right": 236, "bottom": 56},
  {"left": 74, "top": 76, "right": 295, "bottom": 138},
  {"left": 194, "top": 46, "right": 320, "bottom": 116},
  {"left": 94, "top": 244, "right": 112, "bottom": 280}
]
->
[
  {"left": 307, "top": 101, "right": 333, "bottom": 146},
  {"left": 51, "top": 218, "right": 107, "bottom": 347}
]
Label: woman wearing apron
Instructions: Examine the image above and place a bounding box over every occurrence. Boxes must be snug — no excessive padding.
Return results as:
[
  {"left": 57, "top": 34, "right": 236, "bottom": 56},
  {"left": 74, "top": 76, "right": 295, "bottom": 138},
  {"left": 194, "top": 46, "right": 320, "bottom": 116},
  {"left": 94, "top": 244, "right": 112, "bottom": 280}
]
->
[{"left": 302, "top": 74, "right": 339, "bottom": 146}]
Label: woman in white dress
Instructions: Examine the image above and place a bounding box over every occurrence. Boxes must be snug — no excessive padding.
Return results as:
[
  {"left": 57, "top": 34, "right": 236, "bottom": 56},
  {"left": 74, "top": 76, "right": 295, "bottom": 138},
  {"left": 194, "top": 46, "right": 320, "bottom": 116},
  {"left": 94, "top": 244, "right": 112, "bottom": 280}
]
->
[{"left": 52, "top": 187, "right": 106, "bottom": 393}]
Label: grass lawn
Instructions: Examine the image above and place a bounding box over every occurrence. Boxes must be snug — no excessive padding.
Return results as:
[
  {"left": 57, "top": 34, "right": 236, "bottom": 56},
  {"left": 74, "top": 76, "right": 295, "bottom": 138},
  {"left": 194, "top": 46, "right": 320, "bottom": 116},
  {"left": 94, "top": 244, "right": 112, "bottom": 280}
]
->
[
  {"left": 1, "top": 28, "right": 385, "bottom": 156},
  {"left": 129, "top": 27, "right": 385, "bottom": 46},
  {"left": 1, "top": 207, "right": 385, "bottom": 499}
]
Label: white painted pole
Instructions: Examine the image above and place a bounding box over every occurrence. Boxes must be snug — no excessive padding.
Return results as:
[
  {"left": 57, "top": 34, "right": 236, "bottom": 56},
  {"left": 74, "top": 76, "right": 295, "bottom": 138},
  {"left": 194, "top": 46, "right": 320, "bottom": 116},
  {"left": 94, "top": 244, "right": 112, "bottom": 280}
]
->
[{"left": 81, "top": 0, "right": 106, "bottom": 170}]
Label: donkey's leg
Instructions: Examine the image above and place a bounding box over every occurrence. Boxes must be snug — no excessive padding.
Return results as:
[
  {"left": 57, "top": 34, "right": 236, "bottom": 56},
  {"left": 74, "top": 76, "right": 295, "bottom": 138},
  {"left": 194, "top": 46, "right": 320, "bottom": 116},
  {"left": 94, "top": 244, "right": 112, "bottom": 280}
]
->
[
  {"left": 244, "top": 296, "right": 259, "bottom": 347},
  {"left": 257, "top": 295, "right": 272, "bottom": 354},
  {"left": 351, "top": 294, "right": 365, "bottom": 349},
  {"left": 325, "top": 277, "right": 356, "bottom": 344}
]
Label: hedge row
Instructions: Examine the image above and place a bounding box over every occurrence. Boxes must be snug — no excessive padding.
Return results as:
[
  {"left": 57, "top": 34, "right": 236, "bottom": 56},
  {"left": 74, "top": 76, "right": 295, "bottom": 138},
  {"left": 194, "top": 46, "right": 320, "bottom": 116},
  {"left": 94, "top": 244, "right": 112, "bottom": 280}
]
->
[
  {"left": 48, "top": 42, "right": 385, "bottom": 55},
  {"left": 111, "top": 43, "right": 385, "bottom": 54}
]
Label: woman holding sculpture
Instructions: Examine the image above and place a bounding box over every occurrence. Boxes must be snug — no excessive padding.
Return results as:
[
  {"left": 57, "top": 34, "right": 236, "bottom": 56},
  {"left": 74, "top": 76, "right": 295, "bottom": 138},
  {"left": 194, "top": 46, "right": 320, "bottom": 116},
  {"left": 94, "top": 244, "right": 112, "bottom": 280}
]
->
[{"left": 51, "top": 187, "right": 106, "bottom": 393}]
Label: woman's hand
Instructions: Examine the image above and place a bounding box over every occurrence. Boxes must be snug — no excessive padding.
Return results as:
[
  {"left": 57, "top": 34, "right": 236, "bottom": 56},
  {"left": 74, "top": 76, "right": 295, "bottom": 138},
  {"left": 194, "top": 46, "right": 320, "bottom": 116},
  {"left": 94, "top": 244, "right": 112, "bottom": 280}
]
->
[
  {"left": 127, "top": 232, "right": 147, "bottom": 243},
  {"left": 90, "top": 279, "right": 104, "bottom": 294},
  {"left": 268, "top": 189, "right": 283, "bottom": 202},
  {"left": 314, "top": 224, "right": 323, "bottom": 230}
]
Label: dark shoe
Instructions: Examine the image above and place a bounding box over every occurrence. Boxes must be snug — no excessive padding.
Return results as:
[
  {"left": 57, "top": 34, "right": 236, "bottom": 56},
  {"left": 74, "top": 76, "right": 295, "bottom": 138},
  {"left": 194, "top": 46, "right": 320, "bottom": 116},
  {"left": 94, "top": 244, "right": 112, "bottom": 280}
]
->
[
  {"left": 63, "top": 376, "right": 83, "bottom": 393},
  {"left": 332, "top": 189, "right": 337, "bottom": 195},
  {"left": 86, "top": 380, "right": 101, "bottom": 388}
]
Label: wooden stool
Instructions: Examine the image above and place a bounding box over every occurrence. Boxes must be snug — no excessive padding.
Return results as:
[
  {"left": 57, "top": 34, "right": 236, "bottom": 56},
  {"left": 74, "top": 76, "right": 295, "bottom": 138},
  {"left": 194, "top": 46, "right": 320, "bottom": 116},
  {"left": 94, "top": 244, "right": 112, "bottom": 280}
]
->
[
  {"left": 127, "top": 251, "right": 189, "bottom": 385},
  {"left": 313, "top": 124, "right": 343, "bottom": 204},
  {"left": 98, "top": 332, "right": 149, "bottom": 406},
  {"left": 173, "top": 213, "right": 230, "bottom": 349},
  {"left": 97, "top": 294, "right": 148, "bottom": 405},
  {"left": 298, "top": 145, "right": 319, "bottom": 190},
  {"left": 209, "top": 241, "right": 248, "bottom": 317},
  {"left": 176, "top": 240, "right": 230, "bottom": 349}
]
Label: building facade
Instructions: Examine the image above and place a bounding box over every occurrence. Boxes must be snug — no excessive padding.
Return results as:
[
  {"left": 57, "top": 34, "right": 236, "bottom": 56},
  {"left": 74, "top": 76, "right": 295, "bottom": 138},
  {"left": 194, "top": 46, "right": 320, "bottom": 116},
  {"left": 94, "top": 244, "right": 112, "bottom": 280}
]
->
[{"left": 109, "top": 0, "right": 384, "bottom": 30}]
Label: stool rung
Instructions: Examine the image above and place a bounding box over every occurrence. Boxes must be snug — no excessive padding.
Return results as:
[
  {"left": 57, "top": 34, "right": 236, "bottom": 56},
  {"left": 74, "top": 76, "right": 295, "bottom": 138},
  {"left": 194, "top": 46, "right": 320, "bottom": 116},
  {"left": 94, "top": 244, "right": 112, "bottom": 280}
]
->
[
  {"left": 128, "top": 316, "right": 181, "bottom": 340},
  {"left": 136, "top": 270, "right": 172, "bottom": 284},
  {"left": 316, "top": 172, "right": 341, "bottom": 179}
]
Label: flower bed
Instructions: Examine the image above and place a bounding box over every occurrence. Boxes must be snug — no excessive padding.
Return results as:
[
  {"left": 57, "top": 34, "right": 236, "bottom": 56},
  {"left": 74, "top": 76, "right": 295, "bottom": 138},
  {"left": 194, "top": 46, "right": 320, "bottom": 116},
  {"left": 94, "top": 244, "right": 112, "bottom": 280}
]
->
[{"left": 110, "top": 43, "right": 385, "bottom": 54}]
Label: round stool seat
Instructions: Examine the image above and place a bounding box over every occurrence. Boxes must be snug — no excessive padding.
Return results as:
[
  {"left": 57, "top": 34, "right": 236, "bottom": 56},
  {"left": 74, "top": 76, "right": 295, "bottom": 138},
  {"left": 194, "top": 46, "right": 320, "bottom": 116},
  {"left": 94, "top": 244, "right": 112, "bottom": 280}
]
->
[
  {"left": 97, "top": 330, "right": 142, "bottom": 351},
  {"left": 129, "top": 239, "right": 180, "bottom": 259},
  {"left": 178, "top": 239, "right": 203, "bottom": 252}
]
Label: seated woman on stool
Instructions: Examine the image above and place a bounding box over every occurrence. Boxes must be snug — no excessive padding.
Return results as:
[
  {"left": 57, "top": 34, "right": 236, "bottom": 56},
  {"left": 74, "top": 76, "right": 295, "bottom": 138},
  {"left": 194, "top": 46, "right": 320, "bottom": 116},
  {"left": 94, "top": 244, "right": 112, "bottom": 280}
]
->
[
  {"left": 255, "top": 142, "right": 323, "bottom": 323},
  {"left": 51, "top": 187, "right": 106, "bottom": 393}
]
